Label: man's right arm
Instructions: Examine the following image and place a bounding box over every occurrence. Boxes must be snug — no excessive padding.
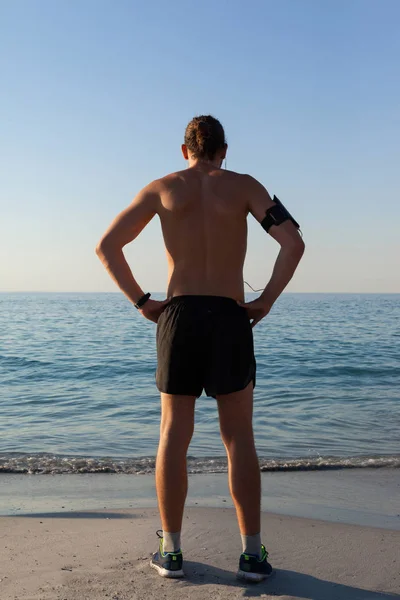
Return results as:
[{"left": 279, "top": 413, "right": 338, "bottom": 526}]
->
[{"left": 243, "top": 175, "right": 305, "bottom": 325}]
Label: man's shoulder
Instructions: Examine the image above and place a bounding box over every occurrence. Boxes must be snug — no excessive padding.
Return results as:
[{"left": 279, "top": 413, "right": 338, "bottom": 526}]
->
[
  {"left": 213, "top": 171, "right": 260, "bottom": 192},
  {"left": 145, "top": 171, "right": 184, "bottom": 192},
  {"left": 156, "top": 168, "right": 249, "bottom": 184},
  {"left": 145, "top": 171, "right": 259, "bottom": 198}
]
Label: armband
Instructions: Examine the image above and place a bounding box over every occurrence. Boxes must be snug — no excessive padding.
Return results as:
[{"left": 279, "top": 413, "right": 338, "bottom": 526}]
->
[{"left": 260, "top": 195, "right": 300, "bottom": 233}]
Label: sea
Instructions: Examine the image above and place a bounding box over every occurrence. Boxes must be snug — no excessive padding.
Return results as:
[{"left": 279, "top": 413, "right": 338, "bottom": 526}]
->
[{"left": 1, "top": 293, "right": 399, "bottom": 475}]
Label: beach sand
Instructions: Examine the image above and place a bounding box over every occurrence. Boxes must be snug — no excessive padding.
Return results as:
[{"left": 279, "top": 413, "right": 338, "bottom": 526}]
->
[{"left": 1, "top": 505, "right": 399, "bottom": 600}]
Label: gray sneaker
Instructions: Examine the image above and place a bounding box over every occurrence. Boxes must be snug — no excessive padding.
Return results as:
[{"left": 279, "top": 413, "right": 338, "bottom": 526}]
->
[
  {"left": 237, "top": 544, "right": 274, "bottom": 582},
  {"left": 150, "top": 530, "right": 184, "bottom": 578}
]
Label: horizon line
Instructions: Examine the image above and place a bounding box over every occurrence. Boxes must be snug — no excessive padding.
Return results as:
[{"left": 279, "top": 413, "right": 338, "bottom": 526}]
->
[{"left": 1, "top": 291, "right": 399, "bottom": 295}]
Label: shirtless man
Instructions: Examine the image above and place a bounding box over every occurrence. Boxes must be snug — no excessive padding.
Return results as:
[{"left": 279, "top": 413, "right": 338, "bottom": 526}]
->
[{"left": 96, "top": 115, "right": 305, "bottom": 582}]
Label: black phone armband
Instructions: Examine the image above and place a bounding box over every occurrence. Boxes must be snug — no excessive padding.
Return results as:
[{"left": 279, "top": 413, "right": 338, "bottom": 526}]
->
[{"left": 261, "top": 195, "right": 300, "bottom": 233}]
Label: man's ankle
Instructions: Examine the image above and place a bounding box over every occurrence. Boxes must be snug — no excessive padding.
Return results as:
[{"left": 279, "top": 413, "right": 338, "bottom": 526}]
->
[
  {"left": 241, "top": 532, "right": 262, "bottom": 558},
  {"left": 163, "top": 530, "right": 181, "bottom": 553}
]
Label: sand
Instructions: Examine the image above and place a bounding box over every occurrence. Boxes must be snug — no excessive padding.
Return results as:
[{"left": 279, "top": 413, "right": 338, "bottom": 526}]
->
[
  {"left": 1, "top": 506, "right": 399, "bottom": 600},
  {"left": 2, "top": 469, "right": 400, "bottom": 530}
]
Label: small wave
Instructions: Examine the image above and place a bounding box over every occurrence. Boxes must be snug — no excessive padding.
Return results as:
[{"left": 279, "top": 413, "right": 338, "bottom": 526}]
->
[
  {"left": 0, "top": 355, "right": 53, "bottom": 368},
  {"left": 297, "top": 365, "right": 400, "bottom": 378},
  {"left": 74, "top": 362, "right": 151, "bottom": 381},
  {"left": 260, "top": 455, "right": 400, "bottom": 471},
  {"left": 0, "top": 453, "right": 398, "bottom": 475}
]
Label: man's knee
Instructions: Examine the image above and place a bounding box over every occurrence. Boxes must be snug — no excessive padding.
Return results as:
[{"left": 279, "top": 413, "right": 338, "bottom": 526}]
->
[
  {"left": 220, "top": 425, "right": 255, "bottom": 451},
  {"left": 217, "top": 382, "right": 254, "bottom": 446},
  {"left": 160, "top": 415, "right": 194, "bottom": 447},
  {"left": 159, "top": 394, "right": 195, "bottom": 446}
]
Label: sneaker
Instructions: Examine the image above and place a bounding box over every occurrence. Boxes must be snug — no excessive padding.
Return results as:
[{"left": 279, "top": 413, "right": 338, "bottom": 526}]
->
[
  {"left": 150, "top": 530, "right": 184, "bottom": 578},
  {"left": 237, "top": 544, "right": 274, "bottom": 582}
]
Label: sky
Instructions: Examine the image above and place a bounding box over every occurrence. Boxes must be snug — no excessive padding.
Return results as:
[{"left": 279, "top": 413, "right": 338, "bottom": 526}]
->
[{"left": 1, "top": 0, "right": 399, "bottom": 294}]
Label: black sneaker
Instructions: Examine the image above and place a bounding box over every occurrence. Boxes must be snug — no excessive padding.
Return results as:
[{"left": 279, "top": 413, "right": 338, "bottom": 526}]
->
[
  {"left": 150, "top": 530, "right": 184, "bottom": 578},
  {"left": 237, "top": 544, "right": 274, "bottom": 582}
]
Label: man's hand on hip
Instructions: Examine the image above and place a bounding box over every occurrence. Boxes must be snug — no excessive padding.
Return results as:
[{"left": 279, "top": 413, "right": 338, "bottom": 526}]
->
[
  {"left": 238, "top": 297, "right": 272, "bottom": 328},
  {"left": 139, "top": 298, "right": 170, "bottom": 324}
]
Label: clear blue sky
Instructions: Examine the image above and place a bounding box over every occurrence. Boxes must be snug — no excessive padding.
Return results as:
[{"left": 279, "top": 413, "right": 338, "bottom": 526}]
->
[{"left": 1, "top": 0, "right": 399, "bottom": 293}]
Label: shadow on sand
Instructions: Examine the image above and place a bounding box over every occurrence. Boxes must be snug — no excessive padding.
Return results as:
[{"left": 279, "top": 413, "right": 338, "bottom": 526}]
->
[
  {"left": 12, "top": 511, "right": 138, "bottom": 519},
  {"left": 177, "top": 561, "right": 400, "bottom": 600}
]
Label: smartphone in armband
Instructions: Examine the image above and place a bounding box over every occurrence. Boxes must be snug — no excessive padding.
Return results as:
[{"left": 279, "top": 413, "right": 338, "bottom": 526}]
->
[{"left": 261, "top": 195, "right": 300, "bottom": 233}]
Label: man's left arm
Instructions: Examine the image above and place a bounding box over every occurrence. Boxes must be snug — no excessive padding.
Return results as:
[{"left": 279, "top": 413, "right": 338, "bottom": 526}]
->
[{"left": 96, "top": 181, "right": 167, "bottom": 321}]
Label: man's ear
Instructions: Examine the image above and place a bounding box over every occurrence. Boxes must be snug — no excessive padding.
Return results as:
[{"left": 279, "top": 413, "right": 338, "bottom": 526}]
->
[{"left": 181, "top": 144, "right": 189, "bottom": 160}]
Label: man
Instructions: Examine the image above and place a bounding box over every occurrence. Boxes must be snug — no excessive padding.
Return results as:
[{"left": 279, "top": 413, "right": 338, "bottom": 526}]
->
[{"left": 96, "top": 115, "right": 305, "bottom": 582}]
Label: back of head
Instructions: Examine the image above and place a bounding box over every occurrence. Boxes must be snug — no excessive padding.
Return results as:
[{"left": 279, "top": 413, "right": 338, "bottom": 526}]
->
[{"left": 184, "top": 115, "right": 226, "bottom": 161}]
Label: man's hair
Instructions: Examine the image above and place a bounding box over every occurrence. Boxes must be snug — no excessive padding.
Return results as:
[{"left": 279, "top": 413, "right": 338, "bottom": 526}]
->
[{"left": 184, "top": 115, "right": 226, "bottom": 160}]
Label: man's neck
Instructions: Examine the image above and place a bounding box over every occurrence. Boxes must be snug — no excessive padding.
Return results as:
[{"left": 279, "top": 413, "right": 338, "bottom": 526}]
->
[{"left": 187, "top": 158, "right": 223, "bottom": 170}]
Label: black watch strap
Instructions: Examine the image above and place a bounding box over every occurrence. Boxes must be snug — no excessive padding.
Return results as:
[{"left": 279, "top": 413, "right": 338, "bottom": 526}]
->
[{"left": 134, "top": 292, "right": 151, "bottom": 309}]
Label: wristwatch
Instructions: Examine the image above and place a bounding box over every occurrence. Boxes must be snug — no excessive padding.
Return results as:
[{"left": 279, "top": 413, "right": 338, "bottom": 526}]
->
[{"left": 134, "top": 292, "right": 151, "bottom": 309}]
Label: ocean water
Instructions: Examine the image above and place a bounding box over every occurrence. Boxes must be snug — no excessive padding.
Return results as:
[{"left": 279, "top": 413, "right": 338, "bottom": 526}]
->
[{"left": 0, "top": 293, "right": 399, "bottom": 474}]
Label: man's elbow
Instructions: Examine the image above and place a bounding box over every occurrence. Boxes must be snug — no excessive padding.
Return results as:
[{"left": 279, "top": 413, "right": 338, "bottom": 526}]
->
[
  {"left": 95, "top": 240, "right": 105, "bottom": 258},
  {"left": 295, "top": 238, "right": 305, "bottom": 257},
  {"left": 286, "top": 237, "right": 305, "bottom": 259},
  {"left": 95, "top": 236, "right": 114, "bottom": 259}
]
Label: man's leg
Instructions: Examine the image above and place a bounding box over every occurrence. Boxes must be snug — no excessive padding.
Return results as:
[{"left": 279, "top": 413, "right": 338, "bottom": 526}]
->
[
  {"left": 216, "top": 382, "right": 261, "bottom": 536},
  {"left": 155, "top": 393, "right": 196, "bottom": 536}
]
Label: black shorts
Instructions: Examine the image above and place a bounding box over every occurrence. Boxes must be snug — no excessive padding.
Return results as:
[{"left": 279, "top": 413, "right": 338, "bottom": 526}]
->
[{"left": 156, "top": 295, "right": 256, "bottom": 398}]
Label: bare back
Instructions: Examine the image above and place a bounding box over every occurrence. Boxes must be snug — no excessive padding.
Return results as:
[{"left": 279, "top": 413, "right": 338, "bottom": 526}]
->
[
  {"left": 158, "top": 167, "right": 248, "bottom": 301},
  {"left": 97, "top": 161, "right": 302, "bottom": 309}
]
